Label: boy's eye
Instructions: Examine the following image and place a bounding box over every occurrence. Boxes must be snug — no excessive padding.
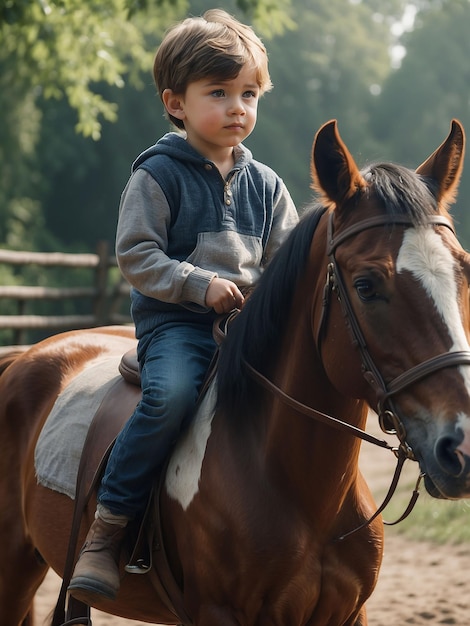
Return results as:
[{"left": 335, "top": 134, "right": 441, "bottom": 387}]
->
[
  {"left": 243, "top": 90, "right": 257, "bottom": 98},
  {"left": 211, "top": 89, "right": 225, "bottom": 97}
]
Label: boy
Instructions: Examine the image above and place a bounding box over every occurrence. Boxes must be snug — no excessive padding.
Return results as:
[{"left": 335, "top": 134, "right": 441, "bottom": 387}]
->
[{"left": 69, "top": 8, "right": 298, "bottom": 603}]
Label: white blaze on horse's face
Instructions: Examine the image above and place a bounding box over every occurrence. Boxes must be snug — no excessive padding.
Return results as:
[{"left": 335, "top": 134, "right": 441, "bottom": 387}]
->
[
  {"left": 397, "top": 227, "right": 470, "bottom": 359},
  {"left": 396, "top": 226, "right": 470, "bottom": 438}
]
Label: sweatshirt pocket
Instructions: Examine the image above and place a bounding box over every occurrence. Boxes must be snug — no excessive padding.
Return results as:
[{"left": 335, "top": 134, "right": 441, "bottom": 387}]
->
[{"left": 186, "top": 230, "right": 263, "bottom": 286}]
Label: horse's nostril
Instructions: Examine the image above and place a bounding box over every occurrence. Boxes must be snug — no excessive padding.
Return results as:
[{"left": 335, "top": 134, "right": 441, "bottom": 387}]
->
[{"left": 435, "top": 436, "right": 465, "bottom": 477}]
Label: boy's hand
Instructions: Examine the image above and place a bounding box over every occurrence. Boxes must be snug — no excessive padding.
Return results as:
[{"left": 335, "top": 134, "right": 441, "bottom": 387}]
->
[{"left": 205, "top": 277, "right": 245, "bottom": 313}]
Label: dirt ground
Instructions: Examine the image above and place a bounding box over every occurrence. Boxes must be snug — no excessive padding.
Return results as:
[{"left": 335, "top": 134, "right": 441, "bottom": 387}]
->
[{"left": 34, "top": 417, "right": 470, "bottom": 625}]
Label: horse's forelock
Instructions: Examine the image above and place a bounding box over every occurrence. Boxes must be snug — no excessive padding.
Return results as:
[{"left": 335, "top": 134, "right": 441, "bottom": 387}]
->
[{"left": 363, "top": 163, "right": 439, "bottom": 223}]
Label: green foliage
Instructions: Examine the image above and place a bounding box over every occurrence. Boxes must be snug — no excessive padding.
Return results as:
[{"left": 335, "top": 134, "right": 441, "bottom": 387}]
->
[
  {"left": 369, "top": 0, "right": 470, "bottom": 247},
  {"left": 0, "top": 0, "right": 292, "bottom": 139},
  {"left": 0, "top": 81, "right": 41, "bottom": 245},
  {"left": 0, "top": 0, "right": 181, "bottom": 254},
  {"left": 245, "top": 0, "right": 404, "bottom": 210},
  {"left": 239, "top": 0, "right": 295, "bottom": 37},
  {"left": 0, "top": 0, "right": 293, "bottom": 254},
  {"left": 0, "top": 0, "right": 184, "bottom": 139},
  {"left": 2, "top": 0, "right": 470, "bottom": 280}
]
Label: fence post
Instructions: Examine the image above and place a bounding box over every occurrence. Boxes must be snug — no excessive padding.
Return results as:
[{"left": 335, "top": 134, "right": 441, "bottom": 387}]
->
[
  {"left": 93, "top": 241, "right": 110, "bottom": 326},
  {"left": 15, "top": 300, "right": 26, "bottom": 345}
]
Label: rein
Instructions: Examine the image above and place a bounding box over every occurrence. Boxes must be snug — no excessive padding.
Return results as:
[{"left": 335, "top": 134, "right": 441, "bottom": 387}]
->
[
  {"left": 244, "top": 359, "right": 421, "bottom": 539},
  {"left": 244, "top": 361, "right": 392, "bottom": 450},
  {"left": 243, "top": 211, "right": 470, "bottom": 539}
]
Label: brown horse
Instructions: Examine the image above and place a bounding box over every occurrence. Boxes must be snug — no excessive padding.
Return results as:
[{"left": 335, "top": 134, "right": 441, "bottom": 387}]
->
[{"left": 1, "top": 119, "right": 470, "bottom": 626}]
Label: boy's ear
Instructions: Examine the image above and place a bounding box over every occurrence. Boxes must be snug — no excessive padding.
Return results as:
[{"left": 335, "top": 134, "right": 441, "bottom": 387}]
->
[{"left": 162, "top": 89, "right": 185, "bottom": 122}]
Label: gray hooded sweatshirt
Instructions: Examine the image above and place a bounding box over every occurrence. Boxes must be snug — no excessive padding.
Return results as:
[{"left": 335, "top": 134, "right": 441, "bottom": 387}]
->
[{"left": 116, "top": 132, "right": 298, "bottom": 336}]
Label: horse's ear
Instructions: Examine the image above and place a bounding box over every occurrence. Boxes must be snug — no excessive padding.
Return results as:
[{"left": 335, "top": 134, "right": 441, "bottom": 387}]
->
[
  {"left": 416, "top": 119, "right": 465, "bottom": 210},
  {"left": 311, "top": 120, "right": 367, "bottom": 206}
]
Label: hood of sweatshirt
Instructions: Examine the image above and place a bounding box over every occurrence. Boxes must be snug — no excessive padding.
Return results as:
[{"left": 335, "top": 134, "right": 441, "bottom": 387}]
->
[{"left": 131, "top": 131, "right": 253, "bottom": 172}]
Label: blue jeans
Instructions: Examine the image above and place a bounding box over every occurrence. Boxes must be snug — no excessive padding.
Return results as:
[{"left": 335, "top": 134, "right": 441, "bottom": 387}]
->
[{"left": 98, "top": 320, "right": 216, "bottom": 518}]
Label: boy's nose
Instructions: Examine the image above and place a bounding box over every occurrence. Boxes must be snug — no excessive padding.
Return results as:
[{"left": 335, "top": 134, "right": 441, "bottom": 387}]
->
[{"left": 229, "top": 99, "right": 246, "bottom": 115}]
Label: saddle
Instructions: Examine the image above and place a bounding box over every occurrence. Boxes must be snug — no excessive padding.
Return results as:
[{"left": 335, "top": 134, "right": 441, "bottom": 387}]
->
[
  {"left": 53, "top": 314, "right": 236, "bottom": 626},
  {"left": 52, "top": 350, "right": 194, "bottom": 626}
]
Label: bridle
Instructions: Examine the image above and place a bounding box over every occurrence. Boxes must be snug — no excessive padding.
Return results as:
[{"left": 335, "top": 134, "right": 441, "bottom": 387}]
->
[
  {"left": 244, "top": 210, "right": 470, "bottom": 539},
  {"left": 321, "top": 211, "right": 470, "bottom": 445}
]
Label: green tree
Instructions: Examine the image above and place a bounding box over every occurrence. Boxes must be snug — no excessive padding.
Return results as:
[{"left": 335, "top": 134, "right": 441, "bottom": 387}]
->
[
  {"left": 4, "top": 0, "right": 428, "bottom": 252},
  {"left": 35, "top": 0, "right": 404, "bottom": 249},
  {"left": 370, "top": 0, "right": 470, "bottom": 246},
  {"left": 0, "top": 0, "right": 294, "bottom": 139},
  {"left": 0, "top": 0, "right": 184, "bottom": 139},
  {"left": 0, "top": 0, "right": 179, "bottom": 251},
  {"left": 244, "top": 0, "right": 409, "bottom": 210},
  {"left": 0, "top": 0, "right": 292, "bottom": 251}
]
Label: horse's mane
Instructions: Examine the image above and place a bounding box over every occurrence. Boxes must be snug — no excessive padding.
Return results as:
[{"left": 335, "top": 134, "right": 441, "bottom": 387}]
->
[
  {"left": 216, "top": 162, "right": 439, "bottom": 416},
  {"left": 216, "top": 206, "right": 326, "bottom": 415}
]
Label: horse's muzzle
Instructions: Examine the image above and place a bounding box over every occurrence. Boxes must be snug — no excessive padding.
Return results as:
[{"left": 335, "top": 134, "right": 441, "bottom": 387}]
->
[{"left": 420, "top": 427, "right": 470, "bottom": 499}]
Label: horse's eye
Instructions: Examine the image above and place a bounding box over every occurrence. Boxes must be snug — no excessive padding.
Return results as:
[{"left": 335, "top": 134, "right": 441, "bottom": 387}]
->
[{"left": 354, "top": 278, "right": 379, "bottom": 301}]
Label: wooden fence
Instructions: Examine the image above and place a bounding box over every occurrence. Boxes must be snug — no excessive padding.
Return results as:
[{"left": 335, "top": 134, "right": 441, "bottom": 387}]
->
[{"left": 0, "top": 241, "right": 132, "bottom": 348}]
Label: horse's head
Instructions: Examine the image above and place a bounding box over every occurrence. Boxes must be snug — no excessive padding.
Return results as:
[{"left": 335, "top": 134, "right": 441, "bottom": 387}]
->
[{"left": 312, "top": 119, "right": 470, "bottom": 499}]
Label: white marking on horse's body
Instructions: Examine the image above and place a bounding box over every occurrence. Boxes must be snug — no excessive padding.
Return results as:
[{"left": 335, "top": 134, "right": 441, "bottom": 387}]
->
[
  {"left": 397, "top": 227, "right": 470, "bottom": 452},
  {"left": 165, "top": 378, "right": 217, "bottom": 509}
]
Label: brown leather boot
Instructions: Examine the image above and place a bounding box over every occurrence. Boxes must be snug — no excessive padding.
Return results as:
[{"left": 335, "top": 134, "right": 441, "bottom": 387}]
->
[{"left": 68, "top": 516, "right": 127, "bottom": 603}]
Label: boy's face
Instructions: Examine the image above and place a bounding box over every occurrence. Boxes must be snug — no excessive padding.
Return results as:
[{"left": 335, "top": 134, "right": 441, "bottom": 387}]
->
[{"left": 168, "top": 65, "right": 260, "bottom": 159}]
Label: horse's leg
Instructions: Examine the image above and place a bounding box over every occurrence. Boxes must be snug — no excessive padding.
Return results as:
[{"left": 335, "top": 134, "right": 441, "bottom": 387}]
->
[
  {"left": 0, "top": 464, "right": 49, "bottom": 626},
  {"left": 0, "top": 512, "right": 48, "bottom": 626}
]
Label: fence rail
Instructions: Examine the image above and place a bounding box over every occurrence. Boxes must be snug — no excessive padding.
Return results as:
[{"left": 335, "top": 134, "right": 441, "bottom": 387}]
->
[{"left": 0, "top": 241, "right": 132, "bottom": 346}]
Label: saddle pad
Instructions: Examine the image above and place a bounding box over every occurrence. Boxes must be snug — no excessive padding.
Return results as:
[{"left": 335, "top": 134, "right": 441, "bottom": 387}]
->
[{"left": 35, "top": 355, "right": 123, "bottom": 499}]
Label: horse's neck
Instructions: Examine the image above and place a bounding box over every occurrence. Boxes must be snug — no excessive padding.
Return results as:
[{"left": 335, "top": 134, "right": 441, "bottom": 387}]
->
[{"left": 262, "top": 315, "right": 367, "bottom": 520}]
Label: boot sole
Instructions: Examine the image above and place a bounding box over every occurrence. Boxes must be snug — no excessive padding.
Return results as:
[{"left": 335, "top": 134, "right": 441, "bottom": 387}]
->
[{"left": 68, "top": 577, "right": 118, "bottom": 604}]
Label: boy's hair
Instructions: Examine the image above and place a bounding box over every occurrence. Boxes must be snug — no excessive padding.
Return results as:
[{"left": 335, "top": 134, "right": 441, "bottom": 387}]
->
[{"left": 153, "top": 8, "right": 273, "bottom": 129}]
